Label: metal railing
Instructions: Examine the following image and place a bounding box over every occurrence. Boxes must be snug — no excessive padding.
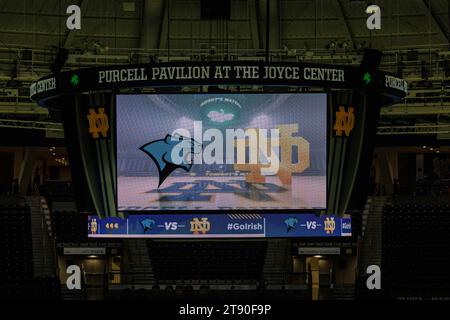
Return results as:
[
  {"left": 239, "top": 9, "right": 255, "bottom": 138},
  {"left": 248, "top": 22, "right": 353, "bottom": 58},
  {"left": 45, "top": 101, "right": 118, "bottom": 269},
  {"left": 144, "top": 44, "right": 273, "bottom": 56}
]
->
[
  {"left": 1, "top": 43, "right": 450, "bottom": 82},
  {"left": 97, "top": 271, "right": 350, "bottom": 288},
  {"left": 377, "top": 124, "right": 450, "bottom": 135}
]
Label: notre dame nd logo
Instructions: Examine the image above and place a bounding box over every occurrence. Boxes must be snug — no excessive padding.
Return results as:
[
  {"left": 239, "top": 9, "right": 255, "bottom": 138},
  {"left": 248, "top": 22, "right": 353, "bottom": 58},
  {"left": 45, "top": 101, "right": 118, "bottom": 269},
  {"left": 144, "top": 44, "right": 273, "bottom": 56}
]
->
[
  {"left": 87, "top": 108, "right": 109, "bottom": 139},
  {"left": 334, "top": 106, "right": 355, "bottom": 137},
  {"left": 89, "top": 218, "right": 98, "bottom": 235},
  {"left": 324, "top": 217, "right": 336, "bottom": 235},
  {"left": 190, "top": 218, "right": 211, "bottom": 235}
]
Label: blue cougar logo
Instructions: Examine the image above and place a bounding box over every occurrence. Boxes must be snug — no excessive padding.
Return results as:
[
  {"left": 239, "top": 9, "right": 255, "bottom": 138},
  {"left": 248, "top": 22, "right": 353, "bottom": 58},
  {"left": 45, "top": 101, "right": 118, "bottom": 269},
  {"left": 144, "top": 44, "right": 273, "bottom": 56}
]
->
[
  {"left": 140, "top": 218, "right": 155, "bottom": 232},
  {"left": 284, "top": 217, "right": 298, "bottom": 232},
  {"left": 140, "top": 133, "right": 201, "bottom": 187}
]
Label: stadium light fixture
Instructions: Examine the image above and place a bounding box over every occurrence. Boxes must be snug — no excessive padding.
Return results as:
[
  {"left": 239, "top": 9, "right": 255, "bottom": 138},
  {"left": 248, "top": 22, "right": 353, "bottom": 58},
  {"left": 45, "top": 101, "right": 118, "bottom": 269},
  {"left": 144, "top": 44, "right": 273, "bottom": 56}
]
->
[{"left": 49, "top": 48, "right": 69, "bottom": 74}]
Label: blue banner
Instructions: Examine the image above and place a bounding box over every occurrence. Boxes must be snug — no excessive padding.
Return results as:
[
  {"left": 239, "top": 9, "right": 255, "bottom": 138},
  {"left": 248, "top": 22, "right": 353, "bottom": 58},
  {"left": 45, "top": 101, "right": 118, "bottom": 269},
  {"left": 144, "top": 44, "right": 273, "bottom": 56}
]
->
[{"left": 88, "top": 214, "right": 351, "bottom": 238}]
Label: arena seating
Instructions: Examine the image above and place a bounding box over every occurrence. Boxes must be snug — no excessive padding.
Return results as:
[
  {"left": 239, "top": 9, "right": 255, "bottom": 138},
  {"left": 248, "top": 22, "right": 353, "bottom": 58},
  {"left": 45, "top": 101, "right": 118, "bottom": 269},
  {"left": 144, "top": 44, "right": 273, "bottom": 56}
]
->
[
  {"left": 0, "top": 277, "right": 61, "bottom": 300},
  {"left": 412, "top": 178, "right": 450, "bottom": 196},
  {"left": 0, "top": 196, "right": 33, "bottom": 282},
  {"left": 148, "top": 241, "right": 267, "bottom": 283},
  {"left": 51, "top": 211, "right": 91, "bottom": 243},
  {"left": 0, "top": 196, "right": 60, "bottom": 299},
  {"left": 108, "top": 286, "right": 308, "bottom": 301},
  {"left": 382, "top": 199, "right": 450, "bottom": 299},
  {"left": 40, "top": 181, "right": 96, "bottom": 243},
  {"left": 40, "top": 181, "right": 75, "bottom": 203}
]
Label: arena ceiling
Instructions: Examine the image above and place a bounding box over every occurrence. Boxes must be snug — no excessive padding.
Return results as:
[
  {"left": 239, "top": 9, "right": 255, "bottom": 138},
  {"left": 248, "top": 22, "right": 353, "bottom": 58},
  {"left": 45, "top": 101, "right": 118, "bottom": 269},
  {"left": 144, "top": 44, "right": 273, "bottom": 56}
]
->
[
  {"left": 0, "top": 0, "right": 449, "bottom": 51},
  {"left": 0, "top": 0, "right": 449, "bottom": 134}
]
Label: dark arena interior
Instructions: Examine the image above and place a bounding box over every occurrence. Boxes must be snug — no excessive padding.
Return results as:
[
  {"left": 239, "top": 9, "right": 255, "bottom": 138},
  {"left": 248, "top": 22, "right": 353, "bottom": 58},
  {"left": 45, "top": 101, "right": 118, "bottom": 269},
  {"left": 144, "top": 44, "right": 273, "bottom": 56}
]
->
[{"left": 0, "top": 0, "right": 450, "bottom": 308}]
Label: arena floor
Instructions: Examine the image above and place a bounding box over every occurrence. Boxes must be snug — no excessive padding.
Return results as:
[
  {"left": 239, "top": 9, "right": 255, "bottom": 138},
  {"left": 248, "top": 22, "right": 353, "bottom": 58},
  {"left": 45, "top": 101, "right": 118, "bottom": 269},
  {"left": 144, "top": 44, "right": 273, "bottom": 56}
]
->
[{"left": 118, "top": 176, "right": 326, "bottom": 210}]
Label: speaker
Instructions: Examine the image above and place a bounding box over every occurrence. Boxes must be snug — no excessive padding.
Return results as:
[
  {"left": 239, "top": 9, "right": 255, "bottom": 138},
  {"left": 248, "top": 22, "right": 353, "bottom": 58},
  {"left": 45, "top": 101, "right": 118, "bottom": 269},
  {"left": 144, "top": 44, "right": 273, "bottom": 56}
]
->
[
  {"left": 201, "top": 0, "right": 231, "bottom": 20},
  {"left": 361, "top": 48, "right": 382, "bottom": 69},
  {"left": 49, "top": 48, "right": 69, "bottom": 74},
  {"left": 359, "top": 49, "right": 383, "bottom": 87}
]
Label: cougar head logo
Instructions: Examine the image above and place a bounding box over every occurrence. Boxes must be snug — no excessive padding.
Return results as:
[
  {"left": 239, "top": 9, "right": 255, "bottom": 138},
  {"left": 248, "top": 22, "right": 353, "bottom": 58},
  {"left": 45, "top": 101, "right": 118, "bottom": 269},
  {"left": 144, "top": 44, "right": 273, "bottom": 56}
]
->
[{"left": 140, "top": 134, "right": 201, "bottom": 187}]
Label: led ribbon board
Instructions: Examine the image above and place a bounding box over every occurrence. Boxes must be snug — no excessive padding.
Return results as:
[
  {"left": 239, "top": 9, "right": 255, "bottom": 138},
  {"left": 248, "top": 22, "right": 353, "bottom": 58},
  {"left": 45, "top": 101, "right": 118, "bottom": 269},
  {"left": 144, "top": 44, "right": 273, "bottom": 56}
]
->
[
  {"left": 30, "top": 62, "right": 407, "bottom": 105},
  {"left": 88, "top": 213, "right": 352, "bottom": 238}
]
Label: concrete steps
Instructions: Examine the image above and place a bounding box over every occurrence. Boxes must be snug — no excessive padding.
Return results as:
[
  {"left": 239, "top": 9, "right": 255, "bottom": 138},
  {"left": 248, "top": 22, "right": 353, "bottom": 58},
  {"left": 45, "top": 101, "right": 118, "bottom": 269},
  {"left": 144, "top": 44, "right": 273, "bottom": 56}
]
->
[
  {"left": 360, "top": 196, "right": 388, "bottom": 271},
  {"left": 27, "top": 196, "right": 56, "bottom": 278},
  {"left": 60, "top": 285, "right": 85, "bottom": 300},
  {"left": 263, "top": 240, "right": 289, "bottom": 285},
  {"left": 331, "top": 285, "right": 355, "bottom": 300},
  {"left": 127, "top": 240, "right": 155, "bottom": 285}
]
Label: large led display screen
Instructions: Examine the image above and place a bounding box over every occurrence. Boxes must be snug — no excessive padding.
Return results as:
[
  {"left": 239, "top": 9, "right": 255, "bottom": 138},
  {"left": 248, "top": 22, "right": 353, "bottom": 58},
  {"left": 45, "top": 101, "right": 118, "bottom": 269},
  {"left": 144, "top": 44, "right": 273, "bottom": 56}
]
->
[
  {"left": 88, "top": 214, "right": 351, "bottom": 238},
  {"left": 116, "top": 93, "right": 327, "bottom": 211}
]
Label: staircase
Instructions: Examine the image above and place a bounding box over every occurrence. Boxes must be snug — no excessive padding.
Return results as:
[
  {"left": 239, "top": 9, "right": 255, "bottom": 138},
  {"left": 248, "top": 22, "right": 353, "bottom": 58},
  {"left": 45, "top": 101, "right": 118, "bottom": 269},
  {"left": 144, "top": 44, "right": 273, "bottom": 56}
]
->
[
  {"left": 331, "top": 285, "right": 355, "bottom": 300},
  {"left": 361, "top": 198, "right": 371, "bottom": 239},
  {"left": 27, "top": 196, "right": 56, "bottom": 278},
  {"left": 262, "top": 239, "right": 289, "bottom": 286},
  {"left": 126, "top": 240, "right": 155, "bottom": 286},
  {"left": 359, "top": 196, "right": 388, "bottom": 272},
  {"left": 40, "top": 197, "right": 53, "bottom": 237},
  {"left": 60, "top": 285, "right": 86, "bottom": 300}
]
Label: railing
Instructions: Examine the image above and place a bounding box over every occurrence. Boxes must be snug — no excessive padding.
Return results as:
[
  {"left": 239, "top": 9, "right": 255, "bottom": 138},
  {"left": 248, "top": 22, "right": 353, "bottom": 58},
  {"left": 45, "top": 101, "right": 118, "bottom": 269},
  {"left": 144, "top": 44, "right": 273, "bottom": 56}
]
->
[
  {"left": 2, "top": 43, "right": 450, "bottom": 122},
  {"left": 105, "top": 271, "right": 265, "bottom": 287},
  {"left": 99, "top": 271, "right": 350, "bottom": 288},
  {"left": 68, "top": 270, "right": 359, "bottom": 300},
  {"left": 82, "top": 272, "right": 105, "bottom": 300},
  {"left": 39, "top": 196, "right": 60, "bottom": 278},
  {"left": 1, "top": 43, "right": 450, "bottom": 82},
  {"left": 0, "top": 118, "right": 63, "bottom": 132},
  {"left": 378, "top": 124, "right": 450, "bottom": 135}
]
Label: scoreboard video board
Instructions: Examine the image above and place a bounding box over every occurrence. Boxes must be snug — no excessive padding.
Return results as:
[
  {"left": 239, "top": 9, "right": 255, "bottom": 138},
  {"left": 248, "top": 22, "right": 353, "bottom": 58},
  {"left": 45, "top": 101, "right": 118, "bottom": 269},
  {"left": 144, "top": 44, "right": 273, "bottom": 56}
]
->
[{"left": 116, "top": 93, "right": 327, "bottom": 212}]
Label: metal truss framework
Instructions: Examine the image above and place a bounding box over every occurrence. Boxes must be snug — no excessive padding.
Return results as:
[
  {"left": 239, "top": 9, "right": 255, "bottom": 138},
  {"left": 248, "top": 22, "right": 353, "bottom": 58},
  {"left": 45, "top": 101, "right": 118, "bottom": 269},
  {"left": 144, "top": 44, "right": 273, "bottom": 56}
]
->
[
  {"left": 377, "top": 124, "right": 450, "bottom": 135},
  {"left": 0, "top": 118, "right": 63, "bottom": 132},
  {"left": 1, "top": 119, "right": 449, "bottom": 137}
]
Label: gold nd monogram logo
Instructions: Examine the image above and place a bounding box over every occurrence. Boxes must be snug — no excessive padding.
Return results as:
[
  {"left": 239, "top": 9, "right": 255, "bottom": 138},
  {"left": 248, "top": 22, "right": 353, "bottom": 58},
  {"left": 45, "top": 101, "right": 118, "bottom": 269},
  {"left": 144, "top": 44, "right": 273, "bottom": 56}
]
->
[
  {"left": 324, "top": 217, "right": 336, "bottom": 235},
  {"left": 334, "top": 106, "right": 355, "bottom": 137},
  {"left": 190, "top": 218, "right": 211, "bottom": 235},
  {"left": 90, "top": 218, "right": 98, "bottom": 235},
  {"left": 233, "top": 124, "right": 310, "bottom": 185},
  {"left": 87, "top": 108, "right": 109, "bottom": 139}
]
